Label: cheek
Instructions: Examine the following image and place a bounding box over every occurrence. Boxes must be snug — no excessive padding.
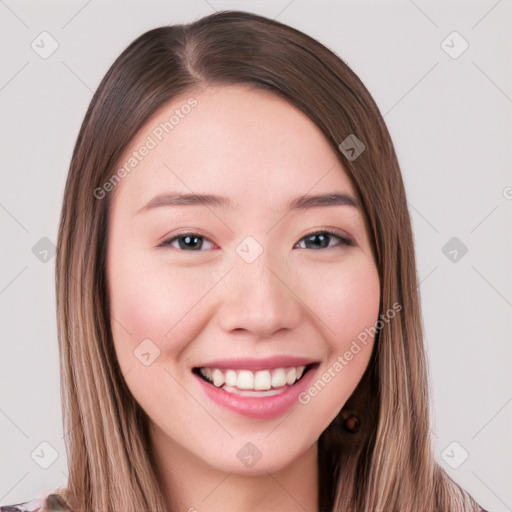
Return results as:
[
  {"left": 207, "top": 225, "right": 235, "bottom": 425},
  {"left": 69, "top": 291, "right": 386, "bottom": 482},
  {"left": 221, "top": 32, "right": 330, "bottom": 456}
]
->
[
  {"left": 299, "top": 255, "right": 380, "bottom": 410},
  {"left": 303, "top": 255, "right": 381, "bottom": 346},
  {"left": 108, "top": 253, "right": 224, "bottom": 370}
]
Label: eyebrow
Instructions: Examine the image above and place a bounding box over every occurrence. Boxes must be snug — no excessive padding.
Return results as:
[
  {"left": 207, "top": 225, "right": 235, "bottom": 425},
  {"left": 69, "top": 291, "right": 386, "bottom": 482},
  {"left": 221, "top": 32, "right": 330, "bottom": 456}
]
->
[{"left": 137, "top": 191, "right": 360, "bottom": 214}]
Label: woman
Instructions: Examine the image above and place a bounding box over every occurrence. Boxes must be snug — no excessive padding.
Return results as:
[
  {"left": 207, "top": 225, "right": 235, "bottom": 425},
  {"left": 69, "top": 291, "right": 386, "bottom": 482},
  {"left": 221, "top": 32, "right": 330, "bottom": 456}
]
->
[{"left": 1, "top": 10, "right": 488, "bottom": 512}]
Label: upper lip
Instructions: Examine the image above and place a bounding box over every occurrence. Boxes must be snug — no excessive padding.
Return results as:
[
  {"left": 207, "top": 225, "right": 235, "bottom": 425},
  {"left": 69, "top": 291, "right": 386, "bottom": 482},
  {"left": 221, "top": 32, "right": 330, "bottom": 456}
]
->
[{"left": 194, "top": 355, "right": 320, "bottom": 371}]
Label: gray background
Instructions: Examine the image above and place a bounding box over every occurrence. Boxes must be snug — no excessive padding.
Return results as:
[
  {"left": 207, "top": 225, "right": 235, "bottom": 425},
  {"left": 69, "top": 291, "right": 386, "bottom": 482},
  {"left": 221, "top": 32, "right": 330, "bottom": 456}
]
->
[{"left": 1, "top": 1, "right": 511, "bottom": 510}]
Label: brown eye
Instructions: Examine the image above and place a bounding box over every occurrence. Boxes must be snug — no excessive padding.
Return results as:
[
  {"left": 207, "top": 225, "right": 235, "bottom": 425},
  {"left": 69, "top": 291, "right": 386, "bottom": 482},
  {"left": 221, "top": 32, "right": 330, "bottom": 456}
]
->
[
  {"left": 294, "top": 230, "right": 354, "bottom": 250},
  {"left": 160, "top": 233, "right": 215, "bottom": 251}
]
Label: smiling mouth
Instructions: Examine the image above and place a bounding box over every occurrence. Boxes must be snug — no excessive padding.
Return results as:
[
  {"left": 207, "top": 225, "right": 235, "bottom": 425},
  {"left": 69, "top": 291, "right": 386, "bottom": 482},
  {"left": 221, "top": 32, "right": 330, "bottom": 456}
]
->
[{"left": 192, "top": 363, "right": 318, "bottom": 397}]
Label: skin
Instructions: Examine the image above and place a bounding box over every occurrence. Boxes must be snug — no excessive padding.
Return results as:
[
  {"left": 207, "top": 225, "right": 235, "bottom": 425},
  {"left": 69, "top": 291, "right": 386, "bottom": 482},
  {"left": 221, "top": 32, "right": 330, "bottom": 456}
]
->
[{"left": 107, "top": 84, "right": 380, "bottom": 512}]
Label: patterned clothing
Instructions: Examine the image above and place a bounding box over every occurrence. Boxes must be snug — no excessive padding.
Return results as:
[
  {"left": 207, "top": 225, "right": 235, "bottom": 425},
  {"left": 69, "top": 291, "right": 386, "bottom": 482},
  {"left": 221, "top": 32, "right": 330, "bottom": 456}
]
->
[
  {"left": 0, "top": 489, "right": 73, "bottom": 512},
  {"left": 1, "top": 490, "right": 489, "bottom": 512}
]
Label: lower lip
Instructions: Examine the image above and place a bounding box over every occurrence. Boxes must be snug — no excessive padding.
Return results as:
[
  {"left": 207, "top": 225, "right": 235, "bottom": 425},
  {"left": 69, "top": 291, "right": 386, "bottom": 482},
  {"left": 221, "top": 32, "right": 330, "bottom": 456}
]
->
[{"left": 194, "top": 365, "right": 319, "bottom": 419}]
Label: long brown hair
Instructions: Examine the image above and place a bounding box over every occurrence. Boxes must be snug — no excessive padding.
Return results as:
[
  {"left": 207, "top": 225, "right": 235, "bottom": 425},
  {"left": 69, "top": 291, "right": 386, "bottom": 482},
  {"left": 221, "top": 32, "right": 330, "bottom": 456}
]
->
[{"left": 55, "top": 10, "right": 485, "bottom": 512}]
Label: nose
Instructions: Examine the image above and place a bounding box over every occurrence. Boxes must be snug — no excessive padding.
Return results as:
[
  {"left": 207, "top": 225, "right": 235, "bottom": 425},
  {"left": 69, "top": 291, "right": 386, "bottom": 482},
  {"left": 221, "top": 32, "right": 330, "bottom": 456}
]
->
[{"left": 216, "top": 254, "right": 303, "bottom": 338}]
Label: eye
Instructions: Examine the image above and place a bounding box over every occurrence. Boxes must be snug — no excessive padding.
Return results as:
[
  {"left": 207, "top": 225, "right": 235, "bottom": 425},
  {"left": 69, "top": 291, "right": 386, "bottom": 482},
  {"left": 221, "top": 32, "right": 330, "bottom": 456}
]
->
[
  {"left": 294, "top": 229, "right": 354, "bottom": 250},
  {"left": 159, "top": 232, "right": 216, "bottom": 251},
  {"left": 159, "top": 228, "right": 354, "bottom": 252}
]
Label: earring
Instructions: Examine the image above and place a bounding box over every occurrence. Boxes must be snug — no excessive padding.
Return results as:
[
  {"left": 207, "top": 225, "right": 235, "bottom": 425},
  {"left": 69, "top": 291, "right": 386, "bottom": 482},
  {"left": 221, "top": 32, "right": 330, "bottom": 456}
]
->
[{"left": 342, "top": 414, "right": 360, "bottom": 433}]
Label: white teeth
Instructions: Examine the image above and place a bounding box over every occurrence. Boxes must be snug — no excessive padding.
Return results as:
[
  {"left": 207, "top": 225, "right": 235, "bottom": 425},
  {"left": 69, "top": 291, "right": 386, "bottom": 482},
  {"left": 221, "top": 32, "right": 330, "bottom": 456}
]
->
[
  {"left": 254, "top": 370, "right": 271, "bottom": 391},
  {"left": 271, "top": 368, "right": 287, "bottom": 388},
  {"left": 212, "top": 369, "right": 225, "bottom": 387},
  {"left": 237, "top": 370, "right": 254, "bottom": 389},
  {"left": 198, "top": 365, "right": 310, "bottom": 391},
  {"left": 199, "top": 367, "right": 212, "bottom": 380},
  {"left": 223, "top": 386, "right": 286, "bottom": 397},
  {"left": 225, "top": 370, "right": 237, "bottom": 387},
  {"left": 286, "top": 367, "right": 297, "bottom": 385}
]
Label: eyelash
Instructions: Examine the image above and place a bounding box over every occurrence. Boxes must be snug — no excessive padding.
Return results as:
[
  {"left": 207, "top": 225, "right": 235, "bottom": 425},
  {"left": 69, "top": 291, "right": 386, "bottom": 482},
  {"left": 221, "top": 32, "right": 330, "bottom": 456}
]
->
[{"left": 158, "top": 228, "right": 354, "bottom": 251}]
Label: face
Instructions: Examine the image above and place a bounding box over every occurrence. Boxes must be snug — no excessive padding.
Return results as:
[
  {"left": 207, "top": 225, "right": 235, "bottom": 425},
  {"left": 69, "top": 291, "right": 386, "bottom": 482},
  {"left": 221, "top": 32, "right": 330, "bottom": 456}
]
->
[{"left": 106, "top": 84, "right": 380, "bottom": 476}]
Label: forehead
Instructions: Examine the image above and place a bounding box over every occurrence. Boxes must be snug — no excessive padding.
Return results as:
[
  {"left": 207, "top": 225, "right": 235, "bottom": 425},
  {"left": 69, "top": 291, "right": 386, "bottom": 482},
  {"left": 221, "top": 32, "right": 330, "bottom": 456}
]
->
[{"left": 111, "top": 84, "right": 358, "bottom": 214}]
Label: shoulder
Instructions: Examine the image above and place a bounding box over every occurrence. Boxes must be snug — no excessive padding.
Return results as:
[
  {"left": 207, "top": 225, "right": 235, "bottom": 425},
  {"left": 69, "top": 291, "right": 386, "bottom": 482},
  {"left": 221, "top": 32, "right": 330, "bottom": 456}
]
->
[{"left": 0, "top": 489, "right": 73, "bottom": 512}]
